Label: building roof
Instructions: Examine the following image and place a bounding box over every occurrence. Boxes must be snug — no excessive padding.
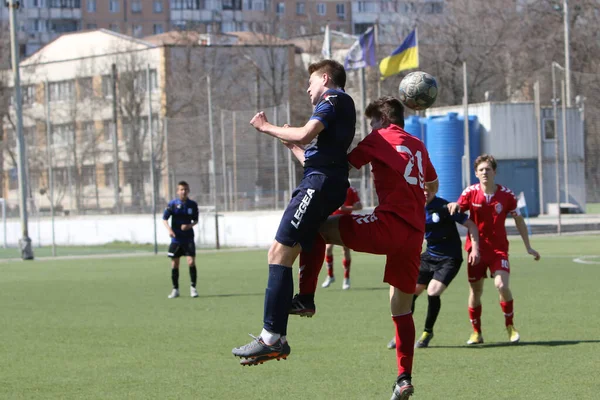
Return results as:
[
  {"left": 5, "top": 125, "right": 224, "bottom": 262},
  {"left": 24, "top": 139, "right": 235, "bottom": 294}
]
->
[
  {"left": 21, "top": 29, "right": 155, "bottom": 66},
  {"left": 143, "top": 30, "right": 289, "bottom": 46}
]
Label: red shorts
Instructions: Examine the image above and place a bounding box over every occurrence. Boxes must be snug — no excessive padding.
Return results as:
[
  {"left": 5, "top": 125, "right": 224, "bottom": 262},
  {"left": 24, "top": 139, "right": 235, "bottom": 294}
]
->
[
  {"left": 467, "top": 250, "right": 510, "bottom": 282},
  {"left": 339, "top": 210, "right": 423, "bottom": 294}
]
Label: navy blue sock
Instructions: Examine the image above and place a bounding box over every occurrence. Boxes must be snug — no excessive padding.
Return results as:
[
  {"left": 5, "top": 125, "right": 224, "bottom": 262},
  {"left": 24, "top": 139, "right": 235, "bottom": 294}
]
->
[{"left": 263, "top": 264, "right": 293, "bottom": 336}]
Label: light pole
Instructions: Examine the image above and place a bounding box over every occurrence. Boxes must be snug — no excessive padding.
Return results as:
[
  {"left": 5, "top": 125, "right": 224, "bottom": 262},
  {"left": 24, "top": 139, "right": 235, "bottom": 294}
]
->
[
  {"left": 554, "top": 0, "right": 572, "bottom": 107},
  {"left": 563, "top": 0, "right": 572, "bottom": 107},
  {"left": 7, "top": 0, "right": 34, "bottom": 259},
  {"left": 551, "top": 62, "right": 562, "bottom": 235}
]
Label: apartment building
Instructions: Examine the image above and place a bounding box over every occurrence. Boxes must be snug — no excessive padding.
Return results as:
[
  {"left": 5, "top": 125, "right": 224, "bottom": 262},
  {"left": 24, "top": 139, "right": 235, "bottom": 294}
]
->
[
  {"left": 1, "top": 0, "right": 356, "bottom": 57},
  {"left": 2, "top": 29, "right": 294, "bottom": 213}
]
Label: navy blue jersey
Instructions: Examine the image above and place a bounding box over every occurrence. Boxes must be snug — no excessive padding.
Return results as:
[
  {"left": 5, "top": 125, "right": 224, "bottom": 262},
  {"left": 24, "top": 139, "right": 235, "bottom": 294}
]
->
[
  {"left": 425, "top": 196, "right": 468, "bottom": 259},
  {"left": 162, "top": 198, "right": 199, "bottom": 244},
  {"left": 304, "top": 88, "right": 356, "bottom": 179}
]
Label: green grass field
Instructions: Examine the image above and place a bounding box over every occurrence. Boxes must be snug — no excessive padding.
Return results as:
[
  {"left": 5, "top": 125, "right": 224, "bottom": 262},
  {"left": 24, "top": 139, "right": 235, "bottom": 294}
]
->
[{"left": 1, "top": 235, "right": 600, "bottom": 400}]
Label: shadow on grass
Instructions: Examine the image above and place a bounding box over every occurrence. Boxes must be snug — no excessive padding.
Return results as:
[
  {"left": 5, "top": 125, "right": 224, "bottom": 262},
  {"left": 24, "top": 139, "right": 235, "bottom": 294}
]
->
[{"left": 433, "top": 340, "right": 600, "bottom": 349}]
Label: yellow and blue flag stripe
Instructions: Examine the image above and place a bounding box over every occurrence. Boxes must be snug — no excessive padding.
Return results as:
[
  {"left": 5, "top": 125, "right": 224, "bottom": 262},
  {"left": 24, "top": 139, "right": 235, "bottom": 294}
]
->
[{"left": 379, "top": 29, "right": 419, "bottom": 79}]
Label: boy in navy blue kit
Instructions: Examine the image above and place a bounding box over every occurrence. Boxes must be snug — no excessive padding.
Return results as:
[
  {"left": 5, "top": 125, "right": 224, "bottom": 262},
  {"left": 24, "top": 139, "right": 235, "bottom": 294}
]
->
[
  {"left": 232, "top": 60, "right": 356, "bottom": 366},
  {"left": 162, "top": 181, "right": 199, "bottom": 299}
]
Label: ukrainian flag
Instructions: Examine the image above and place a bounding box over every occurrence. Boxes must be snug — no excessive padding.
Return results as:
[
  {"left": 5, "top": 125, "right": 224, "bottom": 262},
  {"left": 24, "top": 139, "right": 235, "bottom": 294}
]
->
[{"left": 379, "top": 29, "right": 419, "bottom": 79}]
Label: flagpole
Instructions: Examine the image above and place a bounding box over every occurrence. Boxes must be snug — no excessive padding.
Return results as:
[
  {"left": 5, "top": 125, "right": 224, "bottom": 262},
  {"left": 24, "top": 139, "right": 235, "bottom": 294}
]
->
[{"left": 415, "top": 27, "right": 420, "bottom": 67}]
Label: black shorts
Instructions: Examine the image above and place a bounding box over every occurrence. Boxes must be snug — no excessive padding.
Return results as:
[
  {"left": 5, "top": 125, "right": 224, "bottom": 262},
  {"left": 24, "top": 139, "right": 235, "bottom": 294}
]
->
[
  {"left": 275, "top": 173, "right": 348, "bottom": 252},
  {"left": 167, "top": 242, "right": 196, "bottom": 258},
  {"left": 417, "top": 253, "right": 462, "bottom": 287}
]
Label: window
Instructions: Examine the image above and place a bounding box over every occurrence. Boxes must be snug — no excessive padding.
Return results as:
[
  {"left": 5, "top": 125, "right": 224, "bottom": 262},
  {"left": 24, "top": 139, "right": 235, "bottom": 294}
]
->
[
  {"left": 81, "top": 165, "right": 96, "bottom": 186},
  {"left": 276, "top": 2, "right": 284, "bottom": 14},
  {"left": 103, "top": 120, "right": 113, "bottom": 142},
  {"left": 101, "top": 75, "right": 113, "bottom": 97},
  {"left": 49, "top": 80, "right": 75, "bottom": 102},
  {"left": 153, "top": 23, "right": 164, "bottom": 34},
  {"left": 222, "top": 0, "right": 241, "bottom": 10},
  {"left": 78, "top": 77, "right": 93, "bottom": 99},
  {"left": 22, "top": 85, "right": 37, "bottom": 105},
  {"left": 48, "top": 0, "right": 81, "bottom": 7},
  {"left": 153, "top": 0, "right": 163, "bottom": 12},
  {"left": 132, "top": 24, "right": 143, "bottom": 37},
  {"left": 296, "top": 2, "right": 305, "bottom": 15},
  {"left": 24, "top": 126, "right": 37, "bottom": 147},
  {"left": 171, "top": 0, "right": 201, "bottom": 9},
  {"left": 423, "top": 1, "right": 443, "bottom": 14},
  {"left": 82, "top": 122, "right": 96, "bottom": 142},
  {"left": 316, "top": 3, "right": 325, "bottom": 15},
  {"left": 109, "top": 0, "right": 119, "bottom": 12},
  {"left": 336, "top": 3, "right": 345, "bottom": 18},
  {"left": 86, "top": 23, "right": 98, "bottom": 29},
  {"left": 133, "top": 69, "right": 158, "bottom": 93},
  {"left": 87, "top": 0, "right": 96, "bottom": 12},
  {"left": 50, "top": 124, "right": 75, "bottom": 147},
  {"left": 104, "top": 164, "right": 114, "bottom": 186},
  {"left": 246, "top": 0, "right": 265, "bottom": 11},
  {"left": 544, "top": 119, "right": 556, "bottom": 141},
  {"left": 131, "top": 0, "right": 142, "bottom": 12},
  {"left": 222, "top": 21, "right": 235, "bottom": 32},
  {"left": 31, "top": 19, "right": 46, "bottom": 33},
  {"left": 109, "top": 23, "right": 120, "bottom": 32}
]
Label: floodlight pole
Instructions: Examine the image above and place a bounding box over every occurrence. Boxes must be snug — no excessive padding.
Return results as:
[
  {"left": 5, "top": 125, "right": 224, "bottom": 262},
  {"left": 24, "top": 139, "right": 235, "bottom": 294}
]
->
[
  {"left": 551, "top": 62, "right": 562, "bottom": 235},
  {"left": 8, "top": 0, "right": 33, "bottom": 259},
  {"left": 563, "top": 0, "right": 572, "bottom": 107},
  {"left": 147, "top": 65, "right": 158, "bottom": 255}
]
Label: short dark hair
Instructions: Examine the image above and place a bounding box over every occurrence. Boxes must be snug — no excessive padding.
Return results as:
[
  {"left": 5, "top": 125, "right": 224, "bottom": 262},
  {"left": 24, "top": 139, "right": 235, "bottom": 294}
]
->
[
  {"left": 307, "top": 60, "right": 346, "bottom": 89},
  {"left": 364, "top": 96, "right": 405, "bottom": 128},
  {"left": 474, "top": 154, "right": 497, "bottom": 171},
  {"left": 177, "top": 181, "right": 189, "bottom": 188}
]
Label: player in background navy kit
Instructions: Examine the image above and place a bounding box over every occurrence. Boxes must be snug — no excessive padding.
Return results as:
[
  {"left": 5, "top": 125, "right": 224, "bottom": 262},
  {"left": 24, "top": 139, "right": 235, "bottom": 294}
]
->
[
  {"left": 232, "top": 60, "right": 356, "bottom": 366},
  {"left": 388, "top": 186, "right": 480, "bottom": 349},
  {"left": 162, "top": 181, "right": 199, "bottom": 299}
]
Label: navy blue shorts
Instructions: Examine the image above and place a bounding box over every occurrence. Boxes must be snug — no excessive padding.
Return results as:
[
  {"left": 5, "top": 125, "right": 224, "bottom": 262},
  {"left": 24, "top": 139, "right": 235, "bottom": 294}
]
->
[
  {"left": 275, "top": 173, "right": 348, "bottom": 251},
  {"left": 167, "top": 242, "right": 196, "bottom": 258}
]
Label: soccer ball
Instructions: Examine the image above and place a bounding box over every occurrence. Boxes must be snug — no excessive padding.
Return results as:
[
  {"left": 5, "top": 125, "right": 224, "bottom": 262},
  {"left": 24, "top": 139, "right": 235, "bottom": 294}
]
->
[{"left": 398, "top": 71, "right": 438, "bottom": 111}]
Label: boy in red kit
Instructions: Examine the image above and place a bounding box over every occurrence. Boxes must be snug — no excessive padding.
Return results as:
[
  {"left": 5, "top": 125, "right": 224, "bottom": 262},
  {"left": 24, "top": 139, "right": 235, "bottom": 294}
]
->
[
  {"left": 321, "top": 186, "right": 362, "bottom": 290},
  {"left": 288, "top": 97, "right": 438, "bottom": 400},
  {"left": 448, "top": 154, "right": 541, "bottom": 345}
]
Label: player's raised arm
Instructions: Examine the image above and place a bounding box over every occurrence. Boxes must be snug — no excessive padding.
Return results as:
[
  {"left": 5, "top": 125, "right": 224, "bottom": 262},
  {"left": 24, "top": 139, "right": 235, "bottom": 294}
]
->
[{"left": 250, "top": 112, "right": 324, "bottom": 145}]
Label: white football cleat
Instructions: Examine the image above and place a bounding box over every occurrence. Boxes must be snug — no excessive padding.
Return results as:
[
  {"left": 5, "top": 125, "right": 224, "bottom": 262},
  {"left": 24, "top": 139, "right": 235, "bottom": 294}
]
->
[
  {"left": 190, "top": 286, "right": 199, "bottom": 298},
  {"left": 168, "top": 288, "right": 180, "bottom": 299},
  {"left": 321, "top": 276, "right": 335, "bottom": 288},
  {"left": 342, "top": 278, "right": 351, "bottom": 290}
]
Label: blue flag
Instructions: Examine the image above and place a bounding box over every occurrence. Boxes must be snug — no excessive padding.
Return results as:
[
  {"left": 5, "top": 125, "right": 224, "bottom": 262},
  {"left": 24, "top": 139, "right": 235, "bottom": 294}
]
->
[{"left": 344, "top": 27, "right": 376, "bottom": 70}]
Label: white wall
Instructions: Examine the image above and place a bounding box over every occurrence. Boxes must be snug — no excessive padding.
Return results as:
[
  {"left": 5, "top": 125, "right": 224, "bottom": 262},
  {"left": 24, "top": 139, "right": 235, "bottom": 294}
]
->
[{"left": 2, "top": 210, "right": 286, "bottom": 248}]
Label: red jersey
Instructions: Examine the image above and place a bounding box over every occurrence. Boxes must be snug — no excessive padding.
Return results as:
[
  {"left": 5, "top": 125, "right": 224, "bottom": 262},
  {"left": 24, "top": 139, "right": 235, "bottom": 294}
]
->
[
  {"left": 347, "top": 124, "right": 437, "bottom": 232},
  {"left": 457, "top": 184, "right": 520, "bottom": 254},
  {"left": 332, "top": 186, "right": 361, "bottom": 216}
]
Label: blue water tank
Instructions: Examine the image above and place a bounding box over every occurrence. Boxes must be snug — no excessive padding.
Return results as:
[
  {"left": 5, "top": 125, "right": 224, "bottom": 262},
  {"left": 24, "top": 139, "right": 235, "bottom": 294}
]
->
[
  {"left": 426, "top": 112, "right": 463, "bottom": 202},
  {"left": 458, "top": 115, "right": 481, "bottom": 185},
  {"left": 403, "top": 116, "right": 423, "bottom": 141}
]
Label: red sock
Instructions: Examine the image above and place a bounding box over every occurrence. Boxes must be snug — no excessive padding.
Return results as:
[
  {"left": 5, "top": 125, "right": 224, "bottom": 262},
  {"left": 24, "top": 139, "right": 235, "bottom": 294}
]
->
[
  {"left": 325, "top": 255, "right": 334, "bottom": 277},
  {"left": 298, "top": 235, "right": 326, "bottom": 295},
  {"left": 468, "top": 305, "right": 482, "bottom": 333},
  {"left": 342, "top": 258, "right": 351, "bottom": 279},
  {"left": 500, "top": 300, "right": 514, "bottom": 326},
  {"left": 392, "top": 313, "right": 415, "bottom": 377}
]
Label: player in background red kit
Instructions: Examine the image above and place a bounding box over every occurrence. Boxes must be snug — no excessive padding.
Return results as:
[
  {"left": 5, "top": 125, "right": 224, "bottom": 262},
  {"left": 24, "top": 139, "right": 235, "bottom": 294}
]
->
[
  {"left": 448, "top": 154, "right": 541, "bottom": 345},
  {"left": 289, "top": 97, "right": 438, "bottom": 400},
  {"left": 321, "top": 186, "right": 362, "bottom": 290}
]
